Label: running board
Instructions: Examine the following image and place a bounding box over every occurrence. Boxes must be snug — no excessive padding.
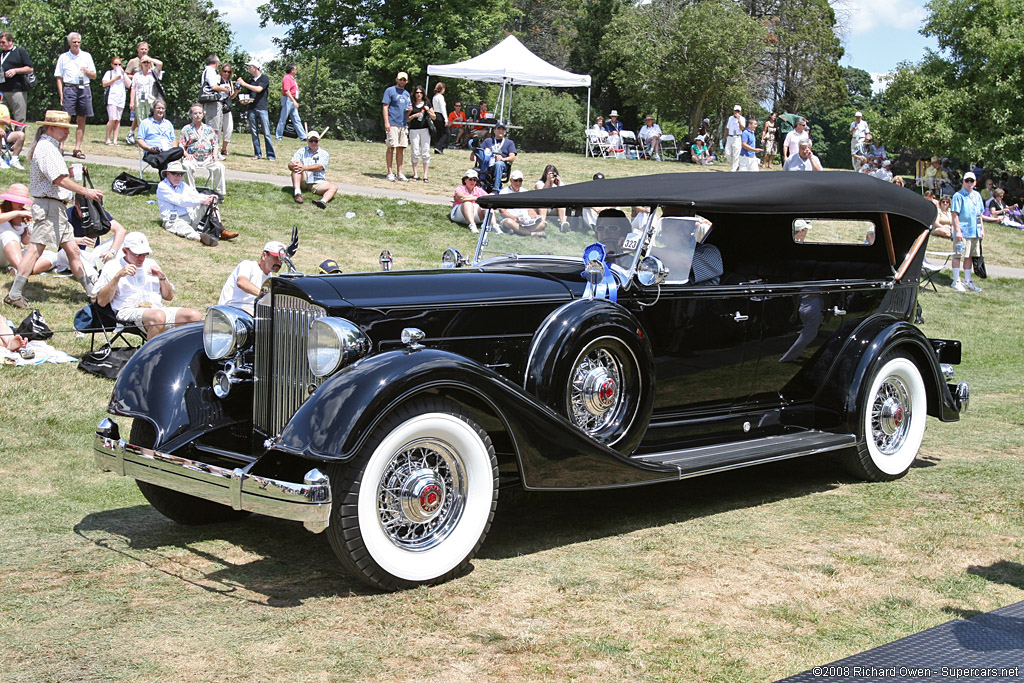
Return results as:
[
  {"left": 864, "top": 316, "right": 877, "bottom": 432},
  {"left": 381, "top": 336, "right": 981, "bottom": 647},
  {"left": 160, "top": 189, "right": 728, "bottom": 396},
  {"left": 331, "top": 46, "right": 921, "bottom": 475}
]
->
[{"left": 633, "top": 431, "right": 857, "bottom": 479}]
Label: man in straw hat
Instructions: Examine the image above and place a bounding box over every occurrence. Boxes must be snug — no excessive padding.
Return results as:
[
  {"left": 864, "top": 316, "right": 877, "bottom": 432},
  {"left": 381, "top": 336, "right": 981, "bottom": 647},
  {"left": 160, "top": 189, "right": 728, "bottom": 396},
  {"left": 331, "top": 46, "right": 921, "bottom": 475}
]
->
[{"left": 4, "top": 110, "right": 103, "bottom": 309}]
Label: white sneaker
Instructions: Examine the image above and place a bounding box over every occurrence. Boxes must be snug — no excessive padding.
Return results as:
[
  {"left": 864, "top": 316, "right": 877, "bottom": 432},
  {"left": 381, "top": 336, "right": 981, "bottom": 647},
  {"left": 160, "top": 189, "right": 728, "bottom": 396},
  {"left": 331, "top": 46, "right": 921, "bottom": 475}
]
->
[
  {"left": 386, "top": 173, "right": 396, "bottom": 182},
  {"left": 397, "top": 173, "right": 409, "bottom": 182},
  {"left": 469, "top": 224, "right": 479, "bottom": 233},
  {"left": 950, "top": 280, "right": 967, "bottom": 292},
  {"left": 965, "top": 281, "right": 982, "bottom": 292},
  {"left": 0, "top": 158, "right": 9, "bottom": 170},
  {"left": 126, "top": 132, "right": 135, "bottom": 145},
  {"left": 8, "top": 157, "right": 23, "bottom": 170}
]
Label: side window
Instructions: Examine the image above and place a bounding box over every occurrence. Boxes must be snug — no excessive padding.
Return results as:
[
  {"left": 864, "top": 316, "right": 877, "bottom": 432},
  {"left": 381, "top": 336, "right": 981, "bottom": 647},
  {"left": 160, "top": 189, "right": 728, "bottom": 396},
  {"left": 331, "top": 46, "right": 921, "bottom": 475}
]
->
[
  {"left": 653, "top": 217, "right": 701, "bottom": 283},
  {"left": 793, "top": 218, "right": 876, "bottom": 245}
]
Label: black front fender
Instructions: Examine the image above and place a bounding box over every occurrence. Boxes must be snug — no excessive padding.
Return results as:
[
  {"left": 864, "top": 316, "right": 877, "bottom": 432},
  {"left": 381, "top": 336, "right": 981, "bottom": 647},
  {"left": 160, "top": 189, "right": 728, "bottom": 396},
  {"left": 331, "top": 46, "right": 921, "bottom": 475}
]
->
[
  {"left": 107, "top": 323, "right": 230, "bottom": 446},
  {"left": 274, "top": 348, "right": 677, "bottom": 490}
]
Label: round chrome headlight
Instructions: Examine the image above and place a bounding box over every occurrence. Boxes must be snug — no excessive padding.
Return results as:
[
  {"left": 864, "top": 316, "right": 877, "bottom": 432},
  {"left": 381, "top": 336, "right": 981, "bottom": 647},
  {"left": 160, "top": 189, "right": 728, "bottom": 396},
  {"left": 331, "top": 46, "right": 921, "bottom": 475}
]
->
[
  {"left": 203, "top": 306, "right": 254, "bottom": 360},
  {"left": 307, "top": 317, "right": 370, "bottom": 377}
]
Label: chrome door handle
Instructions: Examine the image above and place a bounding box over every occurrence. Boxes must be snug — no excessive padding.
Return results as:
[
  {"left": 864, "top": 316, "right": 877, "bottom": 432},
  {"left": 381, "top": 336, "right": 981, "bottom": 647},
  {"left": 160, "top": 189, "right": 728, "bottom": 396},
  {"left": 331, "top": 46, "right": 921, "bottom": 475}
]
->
[
  {"left": 733, "top": 311, "right": 749, "bottom": 322},
  {"left": 831, "top": 306, "right": 847, "bottom": 316}
]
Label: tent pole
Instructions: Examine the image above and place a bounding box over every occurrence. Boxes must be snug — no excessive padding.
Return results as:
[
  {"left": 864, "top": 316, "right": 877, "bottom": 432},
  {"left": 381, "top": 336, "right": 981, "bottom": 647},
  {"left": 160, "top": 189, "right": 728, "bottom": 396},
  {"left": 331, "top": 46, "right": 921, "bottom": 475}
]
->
[
  {"left": 508, "top": 83, "right": 514, "bottom": 126},
  {"left": 425, "top": 75, "right": 430, "bottom": 96}
]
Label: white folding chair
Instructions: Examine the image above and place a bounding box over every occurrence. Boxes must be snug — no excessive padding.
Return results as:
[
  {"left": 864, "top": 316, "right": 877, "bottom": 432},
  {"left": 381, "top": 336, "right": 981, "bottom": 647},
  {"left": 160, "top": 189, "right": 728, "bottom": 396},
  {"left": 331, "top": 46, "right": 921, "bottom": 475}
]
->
[
  {"left": 660, "top": 134, "right": 678, "bottom": 161},
  {"left": 586, "top": 132, "right": 610, "bottom": 158},
  {"left": 920, "top": 250, "right": 954, "bottom": 291}
]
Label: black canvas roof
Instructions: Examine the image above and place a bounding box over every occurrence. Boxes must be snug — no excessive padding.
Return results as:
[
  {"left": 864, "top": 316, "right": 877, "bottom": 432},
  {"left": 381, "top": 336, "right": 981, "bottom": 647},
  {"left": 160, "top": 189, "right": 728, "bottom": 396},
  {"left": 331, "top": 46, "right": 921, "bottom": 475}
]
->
[{"left": 477, "top": 171, "right": 937, "bottom": 227}]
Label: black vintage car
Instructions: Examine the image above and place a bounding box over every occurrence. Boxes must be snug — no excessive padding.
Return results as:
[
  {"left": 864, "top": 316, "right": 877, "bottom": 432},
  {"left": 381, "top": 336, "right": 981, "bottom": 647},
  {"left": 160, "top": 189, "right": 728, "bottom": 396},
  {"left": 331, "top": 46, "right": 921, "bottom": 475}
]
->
[{"left": 94, "top": 172, "right": 968, "bottom": 590}]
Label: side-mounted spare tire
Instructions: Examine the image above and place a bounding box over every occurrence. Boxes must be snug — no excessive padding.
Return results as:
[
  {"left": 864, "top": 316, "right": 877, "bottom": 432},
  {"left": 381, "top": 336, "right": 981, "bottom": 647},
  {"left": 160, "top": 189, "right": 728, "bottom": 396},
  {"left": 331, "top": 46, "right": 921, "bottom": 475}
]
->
[{"left": 524, "top": 299, "right": 654, "bottom": 454}]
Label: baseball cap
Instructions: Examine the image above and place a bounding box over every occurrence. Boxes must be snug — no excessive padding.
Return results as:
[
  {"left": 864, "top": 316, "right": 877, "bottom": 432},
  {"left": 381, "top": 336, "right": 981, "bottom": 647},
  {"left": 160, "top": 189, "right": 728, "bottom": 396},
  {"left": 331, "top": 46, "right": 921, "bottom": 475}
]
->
[
  {"left": 396, "top": 71, "right": 408, "bottom": 80},
  {"left": 306, "top": 130, "right": 322, "bottom": 140},
  {"left": 463, "top": 169, "right": 479, "bottom": 180},
  {"left": 793, "top": 219, "right": 812, "bottom": 235},
  {"left": 509, "top": 169, "right": 524, "bottom": 181},
  {"left": 963, "top": 172, "right": 977, "bottom": 181},
  {"left": 494, "top": 121, "right": 506, "bottom": 130},
  {"left": 123, "top": 231, "right": 152, "bottom": 255},
  {"left": 317, "top": 259, "right": 342, "bottom": 274},
  {"left": 263, "top": 240, "right": 287, "bottom": 256},
  {"left": 733, "top": 104, "right": 742, "bottom": 111},
  {"left": 245, "top": 59, "right": 261, "bottom": 69},
  {"left": 855, "top": 111, "right": 863, "bottom": 117}
]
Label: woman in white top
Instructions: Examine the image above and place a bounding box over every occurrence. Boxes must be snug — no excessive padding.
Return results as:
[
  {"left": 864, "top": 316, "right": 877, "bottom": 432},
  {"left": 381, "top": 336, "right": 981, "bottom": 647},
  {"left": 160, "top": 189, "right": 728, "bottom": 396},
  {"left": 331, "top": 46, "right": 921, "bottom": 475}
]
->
[
  {"left": 102, "top": 56, "right": 130, "bottom": 145},
  {"left": 431, "top": 82, "right": 449, "bottom": 154}
]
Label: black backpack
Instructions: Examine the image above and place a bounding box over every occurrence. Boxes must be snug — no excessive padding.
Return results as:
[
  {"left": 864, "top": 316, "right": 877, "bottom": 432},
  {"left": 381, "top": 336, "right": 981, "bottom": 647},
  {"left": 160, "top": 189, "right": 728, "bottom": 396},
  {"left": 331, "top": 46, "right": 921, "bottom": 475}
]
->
[
  {"left": 74, "top": 168, "right": 112, "bottom": 239},
  {"left": 111, "top": 171, "right": 151, "bottom": 196}
]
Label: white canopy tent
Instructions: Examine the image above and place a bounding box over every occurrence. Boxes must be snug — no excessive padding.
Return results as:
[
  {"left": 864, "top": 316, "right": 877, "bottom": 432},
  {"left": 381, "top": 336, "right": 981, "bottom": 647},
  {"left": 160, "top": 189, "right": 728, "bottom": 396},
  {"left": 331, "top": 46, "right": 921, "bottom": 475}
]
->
[{"left": 426, "top": 35, "right": 592, "bottom": 129}]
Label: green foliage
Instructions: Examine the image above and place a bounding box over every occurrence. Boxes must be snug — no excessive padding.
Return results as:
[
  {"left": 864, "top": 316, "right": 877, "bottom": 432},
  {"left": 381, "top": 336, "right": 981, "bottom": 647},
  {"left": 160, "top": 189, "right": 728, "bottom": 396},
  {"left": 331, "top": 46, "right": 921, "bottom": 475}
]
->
[
  {"left": 507, "top": 87, "right": 584, "bottom": 153},
  {"left": 5, "top": 0, "right": 235, "bottom": 122},
  {"left": 760, "top": 0, "right": 846, "bottom": 112},
  {"left": 605, "top": 0, "right": 765, "bottom": 135},
  {"left": 879, "top": 0, "right": 1024, "bottom": 172},
  {"left": 843, "top": 66, "right": 874, "bottom": 100}
]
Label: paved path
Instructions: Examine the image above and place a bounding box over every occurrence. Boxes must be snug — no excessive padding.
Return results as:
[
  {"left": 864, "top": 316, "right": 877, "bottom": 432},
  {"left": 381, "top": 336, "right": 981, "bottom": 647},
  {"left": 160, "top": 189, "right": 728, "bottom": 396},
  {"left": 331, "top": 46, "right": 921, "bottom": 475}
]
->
[{"left": 83, "top": 153, "right": 448, "bottom": 206}]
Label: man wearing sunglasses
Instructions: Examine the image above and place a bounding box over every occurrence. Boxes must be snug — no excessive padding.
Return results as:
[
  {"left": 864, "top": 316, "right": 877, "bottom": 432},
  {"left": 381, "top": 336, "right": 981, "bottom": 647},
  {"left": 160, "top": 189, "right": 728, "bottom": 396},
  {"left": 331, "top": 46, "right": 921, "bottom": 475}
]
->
[
  {"left": 156, "top": 160, "right": 236, "bottom": 245},
  {"left": 950, "top": 172, "right": 998, "bottom": 292}
]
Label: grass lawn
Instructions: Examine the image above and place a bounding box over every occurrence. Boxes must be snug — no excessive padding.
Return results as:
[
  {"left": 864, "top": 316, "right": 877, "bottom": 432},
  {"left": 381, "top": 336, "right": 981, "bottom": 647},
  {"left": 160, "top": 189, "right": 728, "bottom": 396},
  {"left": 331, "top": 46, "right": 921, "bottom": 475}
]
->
[{"left": 0, "top": 164, "right": 1023, "bottom": 681}]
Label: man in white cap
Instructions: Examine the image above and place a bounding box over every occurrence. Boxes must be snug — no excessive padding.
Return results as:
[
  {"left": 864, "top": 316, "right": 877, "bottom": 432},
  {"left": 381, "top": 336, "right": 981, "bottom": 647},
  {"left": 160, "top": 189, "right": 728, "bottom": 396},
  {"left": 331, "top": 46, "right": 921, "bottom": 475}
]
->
[
  {"left": 949, "top": 171, "right": 1000, "bottom": 292},
  {"left": 792, "top": 219, "right": 811, "bottom": 242},
  {"left": 850, "top": 111, "right": 869, "bottom": 170},
  {"left": 496, "top": 169, "right": 545, "bottom": 236},
  {"left": 94, "top": 231, "right": 202, "bottom": 339},
  {"left": 5, "top": 110, "right": 103, "bottom": 309},
  {"left": 218, "top": 240, "right": 285, "bottom": 313},
  {"left": 288, "top": 130, "right": 337, "bottom": 208},
  {"left": 156, "top": 160, "right": 236, "bottom": 245},
  {"left": 871, "top": 159, "right": 893, "bottom": 182},
  {"left": 726, "top": 105, "right": 745, "bottom": 172},
  {"left": 236, "top": 60, "right": 274, "bottom": 160},
  {"left": 381, "top": 71, "right": 411, "bottom": 181}
]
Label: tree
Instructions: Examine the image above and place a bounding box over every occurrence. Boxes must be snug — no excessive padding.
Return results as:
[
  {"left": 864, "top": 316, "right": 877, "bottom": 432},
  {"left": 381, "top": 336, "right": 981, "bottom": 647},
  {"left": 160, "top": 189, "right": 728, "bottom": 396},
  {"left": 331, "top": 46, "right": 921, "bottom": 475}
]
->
[
  {"left": 879, "top": 0, "right": 1024, "bottom": 172},
  {"left": 4, "top": 0, "right": 235, "bottom": 122},
  {"left": 604, "top": 0, "right": 765, "bottom": 134},
  {"left": 843, "top": 66, "right": 874, "bottom": 100}
]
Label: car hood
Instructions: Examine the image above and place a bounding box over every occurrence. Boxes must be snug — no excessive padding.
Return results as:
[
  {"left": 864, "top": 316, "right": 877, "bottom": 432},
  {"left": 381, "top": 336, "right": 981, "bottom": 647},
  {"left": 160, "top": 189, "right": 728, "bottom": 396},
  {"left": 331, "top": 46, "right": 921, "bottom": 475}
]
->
[{"left": 275, "top": 266, "right": 578, "bottom": 312}]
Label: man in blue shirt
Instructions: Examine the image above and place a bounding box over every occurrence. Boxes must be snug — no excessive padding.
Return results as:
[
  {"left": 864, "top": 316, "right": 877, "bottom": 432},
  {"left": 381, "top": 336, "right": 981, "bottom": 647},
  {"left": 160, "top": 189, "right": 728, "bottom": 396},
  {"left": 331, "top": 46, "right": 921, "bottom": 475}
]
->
[
  {"left": 287, "top": 130, "right": 337, "bottom": 209},
  {"left": 950, "top": 171, "right": 996, "bottom": 292},
  {"left": 381, "top": 71, "right": 411, "bottom": 182},
  {"left": 738, "top": 117, "right": 761, "bottom": 172},
  {"left": 604, "top": 110, "right": 624, "bottom": 149},
  {"left": 473, "top": 122, "right": 517, "bottom": 191},
  {"left": 136, "top": 100, "right": 183, "bottom": 172}
]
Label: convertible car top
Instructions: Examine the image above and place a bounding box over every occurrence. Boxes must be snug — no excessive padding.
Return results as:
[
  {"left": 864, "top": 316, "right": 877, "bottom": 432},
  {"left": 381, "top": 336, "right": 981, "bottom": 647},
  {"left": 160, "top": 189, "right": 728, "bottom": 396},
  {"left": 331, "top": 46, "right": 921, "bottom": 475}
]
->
[{"left": 477, "top": 171, "right": 938, "bottom": 227}]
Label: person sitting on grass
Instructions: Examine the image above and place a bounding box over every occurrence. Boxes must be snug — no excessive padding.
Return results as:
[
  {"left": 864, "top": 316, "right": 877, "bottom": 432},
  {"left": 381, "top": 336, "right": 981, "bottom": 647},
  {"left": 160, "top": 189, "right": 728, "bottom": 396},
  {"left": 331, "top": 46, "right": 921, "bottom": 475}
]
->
[
  {"left": 690, "top": 135, "right": 714, "bottom": 165},
  {"left": 0, "top": 312, "right": 28, "bottom": 352},
  {"left": 497, "top": 170, "right": 546, "bottom": 237},
  {"left": 287, "top": 130, "right": 337, "bottom": 209},
  {"left": 156, "top": 160, "right": 237, "bottom": 245},
  {"left": 0, "top": 183, "right": 55, "bottom": 275},
  {"left": 449, "top": 169, "right": 487, "bottom": 233},
  {"left": 94, "top": 231, "right": 202, "bottom": 340}
]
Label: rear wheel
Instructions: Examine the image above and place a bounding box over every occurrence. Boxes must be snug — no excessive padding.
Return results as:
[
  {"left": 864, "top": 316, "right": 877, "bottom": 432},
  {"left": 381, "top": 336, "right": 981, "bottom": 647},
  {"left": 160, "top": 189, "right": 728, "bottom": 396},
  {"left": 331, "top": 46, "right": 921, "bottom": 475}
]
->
[
  {"left": 131, "top": 421, "right": 251, "bottom": 525},
  {"left": 326, "top": 398, "right": 498, "bottom": 591},
  {"left": 845, "top": 353, "right": 927, "bottom": 482}
]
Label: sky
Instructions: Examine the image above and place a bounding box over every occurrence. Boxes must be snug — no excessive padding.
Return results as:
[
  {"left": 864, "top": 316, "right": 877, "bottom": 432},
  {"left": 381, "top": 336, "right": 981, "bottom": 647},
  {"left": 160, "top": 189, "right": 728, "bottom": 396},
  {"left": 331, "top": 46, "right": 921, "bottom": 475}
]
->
[{"left": 213, "top": 0, "right": 939, "bottom": 94}]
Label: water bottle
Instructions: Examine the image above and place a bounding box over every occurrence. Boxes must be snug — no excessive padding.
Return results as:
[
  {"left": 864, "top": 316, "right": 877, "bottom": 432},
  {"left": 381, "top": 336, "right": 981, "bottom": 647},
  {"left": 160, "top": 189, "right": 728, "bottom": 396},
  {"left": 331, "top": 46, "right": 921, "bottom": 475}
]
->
[
  {"left": 955, "top": 241, "right": 963, "bottom": 255},
  {"left": 130, "top": 111, "right": 135, "bottom": 123},
  {"left": 146, "top": 200, "right": 156, "bottom": 205}
]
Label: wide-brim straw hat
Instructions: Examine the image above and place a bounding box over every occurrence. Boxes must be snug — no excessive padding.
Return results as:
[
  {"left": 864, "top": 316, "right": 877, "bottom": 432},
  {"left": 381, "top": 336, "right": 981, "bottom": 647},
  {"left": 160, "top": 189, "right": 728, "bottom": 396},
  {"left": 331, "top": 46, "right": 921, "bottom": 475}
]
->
[{"left": 37, "top": 110, "right": 75, "bottom": 129}]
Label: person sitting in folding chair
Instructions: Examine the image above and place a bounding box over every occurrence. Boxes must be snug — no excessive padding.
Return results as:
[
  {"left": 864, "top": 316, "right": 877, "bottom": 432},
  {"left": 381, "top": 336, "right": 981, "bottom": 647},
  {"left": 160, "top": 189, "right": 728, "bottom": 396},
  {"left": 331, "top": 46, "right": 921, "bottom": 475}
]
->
[
  {"left": 0, "top": 94, "right": 26, "bottom": 170},
  {"left": 178, "top": 103, "right": 226, "bottom": 196},
  {"left": 136, "top": 100, "right": 183, "bottom": 174},
  {"left": 638, "top": 115, "right": 663, "bottom": 161},
  {"left": 94, "top": 231, "right": 202, "bottom": 340},
  {"left": 155, "top": 160, "right": 236, "bottom": 245},
  {"left": 470, "top": 121, "right": 516, "bottom": 192}
]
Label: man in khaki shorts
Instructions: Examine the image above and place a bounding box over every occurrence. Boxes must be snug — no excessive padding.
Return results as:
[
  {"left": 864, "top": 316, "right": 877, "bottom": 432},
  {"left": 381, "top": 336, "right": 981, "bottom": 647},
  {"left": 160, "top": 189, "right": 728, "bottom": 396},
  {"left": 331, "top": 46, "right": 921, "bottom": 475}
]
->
[
  {"left": 381, "top": 71, "right": 411, "bottom": 182},
  {"left": 287, "top": 130, "right": 337, "bottom": 208},
  {"left": 94, "top": 231, "right": 201, "bottom": 339},
  {"left": 5, "top": 110, "right": 103, "bottom": 309}
]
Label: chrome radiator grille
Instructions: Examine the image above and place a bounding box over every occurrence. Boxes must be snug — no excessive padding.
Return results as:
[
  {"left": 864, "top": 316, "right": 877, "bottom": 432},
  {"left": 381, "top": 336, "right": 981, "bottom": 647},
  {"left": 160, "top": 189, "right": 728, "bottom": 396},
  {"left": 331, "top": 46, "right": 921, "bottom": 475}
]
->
[{"left": 254, "top": 294, "right": 326, "bottom": 436}]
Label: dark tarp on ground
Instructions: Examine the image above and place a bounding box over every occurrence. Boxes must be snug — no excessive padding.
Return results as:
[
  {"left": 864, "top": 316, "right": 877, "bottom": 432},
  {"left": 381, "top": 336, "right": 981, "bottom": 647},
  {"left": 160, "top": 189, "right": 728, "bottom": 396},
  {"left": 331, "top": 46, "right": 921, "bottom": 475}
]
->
[{"left": 476, "top": 171, "right": 937, "bottom": 227}]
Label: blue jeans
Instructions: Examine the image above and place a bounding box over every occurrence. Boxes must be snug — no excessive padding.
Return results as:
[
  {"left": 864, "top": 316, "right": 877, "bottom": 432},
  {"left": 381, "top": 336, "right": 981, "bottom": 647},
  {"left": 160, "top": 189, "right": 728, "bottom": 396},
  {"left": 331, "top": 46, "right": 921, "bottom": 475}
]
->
[
  {"left": 248, "top": 109, "right": 275, "bottom": 160},
  {"left": 472, "top": 149, "right": 508, "bottom": 190},
  {"left": 275, "top": 97, "right": 306, "bottom": 140}
]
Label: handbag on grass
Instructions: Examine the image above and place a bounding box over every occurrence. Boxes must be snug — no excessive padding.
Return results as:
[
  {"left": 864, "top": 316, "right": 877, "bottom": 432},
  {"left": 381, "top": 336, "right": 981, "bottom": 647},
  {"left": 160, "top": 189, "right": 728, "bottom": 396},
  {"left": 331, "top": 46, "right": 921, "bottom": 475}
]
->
[{"left": 973, "top": 241, "right": 987, "bottom": 279}]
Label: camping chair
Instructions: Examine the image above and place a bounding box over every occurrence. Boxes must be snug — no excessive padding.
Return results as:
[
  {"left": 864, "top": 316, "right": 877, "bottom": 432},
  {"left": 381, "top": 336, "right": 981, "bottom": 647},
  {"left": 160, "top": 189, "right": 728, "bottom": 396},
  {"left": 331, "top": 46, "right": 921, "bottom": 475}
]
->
[
  {"left": 476, "top": 160, "right": 512, "bottom": 193},
  {"left": 920, "top": 250, "right": 954, "bottom": 291},
  {"left": 586, "top": 131, "right": 611, "bottom": 158},
  {"left": 914, "top": 159, "right": 929, "bottom": 194},
  {"left": 660, "top": 134, "right": 678, "bottom": 161},
  {"left": 73, "top": 301, "right": 146, "bottom": 352}
]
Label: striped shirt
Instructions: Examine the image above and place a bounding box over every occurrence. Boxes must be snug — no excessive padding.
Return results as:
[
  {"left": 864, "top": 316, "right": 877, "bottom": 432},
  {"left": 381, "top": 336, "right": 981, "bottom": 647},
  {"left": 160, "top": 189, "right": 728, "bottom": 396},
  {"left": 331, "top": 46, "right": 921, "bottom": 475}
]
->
[{"left": 30, "top": 135, "right": 73, "bottom": 202}]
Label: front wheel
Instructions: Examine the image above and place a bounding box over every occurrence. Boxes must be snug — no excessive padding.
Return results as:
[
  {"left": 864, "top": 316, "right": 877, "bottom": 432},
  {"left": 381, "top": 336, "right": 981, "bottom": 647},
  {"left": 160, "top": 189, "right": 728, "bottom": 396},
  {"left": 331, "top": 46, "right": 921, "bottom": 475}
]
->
[
  {"left": 326, "top": 398, "right": 498, "bottom": 591},
  {"left": 845, "top": 353, "right": 928, "bottom": 482}
]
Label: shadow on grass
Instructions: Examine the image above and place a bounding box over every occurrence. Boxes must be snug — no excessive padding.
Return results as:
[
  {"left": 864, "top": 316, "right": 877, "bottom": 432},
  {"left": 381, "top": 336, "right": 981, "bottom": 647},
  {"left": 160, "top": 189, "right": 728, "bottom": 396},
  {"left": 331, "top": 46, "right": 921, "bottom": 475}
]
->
[
  {"left": 74, "top": 506, "right": 374, "bottom": 604},
  {"left": 968, "top": 560, "right": 1024, "bottom": 590},
  {"left": 73, "top": 455, "right": 854, "bottom": 598}
]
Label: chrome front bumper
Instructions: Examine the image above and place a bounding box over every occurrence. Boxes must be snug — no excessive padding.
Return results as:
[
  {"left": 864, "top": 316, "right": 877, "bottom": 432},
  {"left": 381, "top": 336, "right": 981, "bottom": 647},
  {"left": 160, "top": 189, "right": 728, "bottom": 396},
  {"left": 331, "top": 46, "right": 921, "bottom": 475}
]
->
[{"left": 94, "top": 418, "right": 332, "bottom": 533}]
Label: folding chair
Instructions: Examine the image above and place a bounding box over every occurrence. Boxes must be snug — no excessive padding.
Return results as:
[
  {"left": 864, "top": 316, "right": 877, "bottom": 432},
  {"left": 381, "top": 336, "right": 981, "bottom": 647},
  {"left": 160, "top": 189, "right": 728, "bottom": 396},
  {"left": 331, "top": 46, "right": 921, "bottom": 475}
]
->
[
  {"left": 659, "top": 134, "right": 678, "bottom": 161},
  {"left": 920, "top": 250, "right": 953, "bottom": 291},
  {"left": 74, "top": 302, "right": 147, "bottom": 352},
  {"left": 619, "top": 131, "right": 640, "bottom": 159},
  {"left": 586, "top": 132, "right": 609, "bottom": 158}
]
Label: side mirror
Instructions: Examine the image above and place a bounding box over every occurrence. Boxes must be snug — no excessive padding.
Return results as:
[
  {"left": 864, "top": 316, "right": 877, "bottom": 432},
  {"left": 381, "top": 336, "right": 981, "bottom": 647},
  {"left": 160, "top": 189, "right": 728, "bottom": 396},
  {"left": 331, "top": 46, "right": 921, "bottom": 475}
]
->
[{"left": 635, "top": 256, "right": 668, "bottom": 287}]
